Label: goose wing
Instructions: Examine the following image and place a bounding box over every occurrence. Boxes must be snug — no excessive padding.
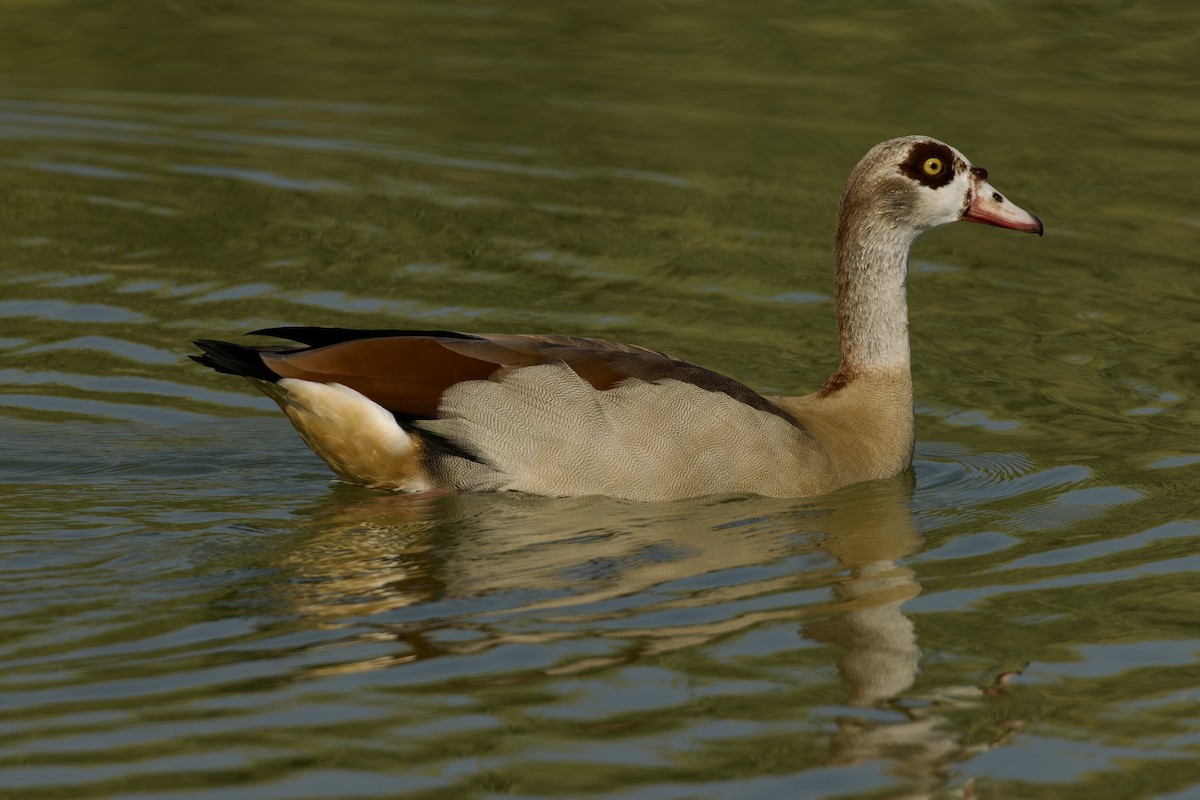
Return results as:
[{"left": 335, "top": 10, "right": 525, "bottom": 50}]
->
[{"left": 192, "top": 326, "right": 795, "bottom": 425}]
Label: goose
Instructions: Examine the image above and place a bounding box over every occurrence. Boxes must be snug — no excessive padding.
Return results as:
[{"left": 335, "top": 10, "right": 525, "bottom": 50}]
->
[{"left": 193, "top": 136, "right": 1042, "bottom": 502}]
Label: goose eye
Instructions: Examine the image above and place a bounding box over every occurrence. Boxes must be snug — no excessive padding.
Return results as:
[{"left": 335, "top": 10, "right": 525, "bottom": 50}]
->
[{"left": 922, "top": 157, "right": 944, "bottom": 176}]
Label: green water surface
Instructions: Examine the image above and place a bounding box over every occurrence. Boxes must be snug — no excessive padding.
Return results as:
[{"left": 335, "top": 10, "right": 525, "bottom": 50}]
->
[{"left": 1, "top": 2, "right": 1198, "bottom": 798}]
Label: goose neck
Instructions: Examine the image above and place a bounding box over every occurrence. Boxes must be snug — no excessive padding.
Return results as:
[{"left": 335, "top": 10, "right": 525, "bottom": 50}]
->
[{"left": 832, "top": 216, "right": 917, "bottom": 373}]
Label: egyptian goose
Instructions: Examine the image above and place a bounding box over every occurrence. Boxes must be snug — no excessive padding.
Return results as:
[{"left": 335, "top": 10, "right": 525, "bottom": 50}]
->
[{"left": 193, "top": 136, "right": 1042, "bottom": 502}]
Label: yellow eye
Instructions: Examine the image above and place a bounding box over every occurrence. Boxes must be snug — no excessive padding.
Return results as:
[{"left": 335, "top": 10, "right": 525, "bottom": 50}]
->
[{"left": 923, "top": 157, "right": 944, "bottom": 175}]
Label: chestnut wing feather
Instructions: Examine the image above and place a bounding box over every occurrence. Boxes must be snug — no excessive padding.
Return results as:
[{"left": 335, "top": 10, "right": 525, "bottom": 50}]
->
[{"left": 253, "top": 327, "right": 795, "bottom": 425}]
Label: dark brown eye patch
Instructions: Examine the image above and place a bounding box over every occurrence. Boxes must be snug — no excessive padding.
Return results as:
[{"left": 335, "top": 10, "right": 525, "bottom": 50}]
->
[{"left": 899, "top": 140, "right": 957, "bottom": 189}]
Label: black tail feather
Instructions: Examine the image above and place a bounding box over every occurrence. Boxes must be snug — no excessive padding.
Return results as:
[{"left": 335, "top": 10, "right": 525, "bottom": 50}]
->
[
  {"left": 191, "top": 340, "right": 282, "bottom": 382},
  {"left": 249, "top": 326, "right": 480, "bottom": 348}
]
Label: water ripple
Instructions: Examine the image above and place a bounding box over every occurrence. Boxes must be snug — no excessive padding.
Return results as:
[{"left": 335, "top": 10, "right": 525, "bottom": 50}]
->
[
  {"left": 0, "top": 300, "right": 146, "bottom": 324},
  {"left": 17, "top": 336, "right": 179, "bottom": 365}
]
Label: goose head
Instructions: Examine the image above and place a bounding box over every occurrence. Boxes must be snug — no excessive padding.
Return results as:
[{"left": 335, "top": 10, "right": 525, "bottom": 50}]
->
[
  {"left": 830, "top": 136, "right": 1042, "bottom": 372},
  {"left": 836, "top": 135, "right": 1043, "bottom": 249}
]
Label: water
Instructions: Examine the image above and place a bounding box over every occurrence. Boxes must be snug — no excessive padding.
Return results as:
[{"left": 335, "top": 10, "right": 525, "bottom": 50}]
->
[{"left": 2, "top": 2, "right": 1199, "bottom": 798}]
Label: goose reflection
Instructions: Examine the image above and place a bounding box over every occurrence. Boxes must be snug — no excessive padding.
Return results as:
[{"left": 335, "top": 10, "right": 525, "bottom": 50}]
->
[{"left": 269, "top": 478, "right": 1017, "bottom": 794}]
